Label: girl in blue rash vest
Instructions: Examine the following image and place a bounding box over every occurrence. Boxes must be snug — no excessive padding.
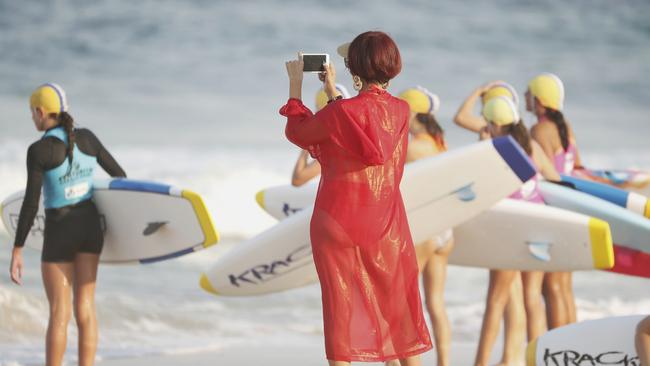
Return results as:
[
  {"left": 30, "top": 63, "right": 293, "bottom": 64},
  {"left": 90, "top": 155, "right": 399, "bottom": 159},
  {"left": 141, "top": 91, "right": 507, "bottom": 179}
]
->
[{"left": 9, "top": 83, "right": 126, "bottom": 366}]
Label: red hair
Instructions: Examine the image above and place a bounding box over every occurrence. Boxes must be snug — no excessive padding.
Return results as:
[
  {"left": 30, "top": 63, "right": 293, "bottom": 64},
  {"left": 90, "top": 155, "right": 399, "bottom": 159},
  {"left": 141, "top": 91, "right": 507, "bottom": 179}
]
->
[{"left": 347, "top": 31, "right": 402, "bottom": 84}]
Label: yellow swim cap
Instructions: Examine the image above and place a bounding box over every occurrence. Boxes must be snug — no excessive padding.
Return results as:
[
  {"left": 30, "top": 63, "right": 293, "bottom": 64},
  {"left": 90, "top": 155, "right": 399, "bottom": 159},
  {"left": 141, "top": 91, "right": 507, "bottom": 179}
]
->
[
  {"left": 398, "top": 86, "right": 440, "bottom": 114},
  {"left": 315, "top": 84, "right": 351, "bottom": 111},
  {"left": 482, "top": 82, "right": 519, "bottom": 106},
  {"left": 482, "top": 96, "right": 520, "bottom": 126},
  {"left": 30, "top": 83, "right": 68, "bottom": 115},
  {"left": 528, "top": 73, "right": 564, "bottom": 111}
]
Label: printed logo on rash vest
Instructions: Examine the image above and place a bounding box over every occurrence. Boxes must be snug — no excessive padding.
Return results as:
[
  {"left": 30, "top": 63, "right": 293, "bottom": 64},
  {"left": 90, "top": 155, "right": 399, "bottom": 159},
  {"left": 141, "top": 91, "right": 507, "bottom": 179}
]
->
[
  {"left": 64, "top": 182, "right": 90, "bottom": 200},
  {"left": 228, "top": 245, "right": 312, "bottom": 287},
  {"left": 60, "top": 161, "right": 93, "bottom": 200},
  {"left": 59, "top": 161, "right": 93, "bottom": 185}
]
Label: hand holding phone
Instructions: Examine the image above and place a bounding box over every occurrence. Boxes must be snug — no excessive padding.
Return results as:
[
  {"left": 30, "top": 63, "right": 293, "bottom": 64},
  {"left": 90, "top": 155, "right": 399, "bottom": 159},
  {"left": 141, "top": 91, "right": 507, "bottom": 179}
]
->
[
  {"left": 322, "top": 63, "right": 339, "bottom": 100},
  {"left": 302, "top": 53, "right": 329, "bottom": 73}
]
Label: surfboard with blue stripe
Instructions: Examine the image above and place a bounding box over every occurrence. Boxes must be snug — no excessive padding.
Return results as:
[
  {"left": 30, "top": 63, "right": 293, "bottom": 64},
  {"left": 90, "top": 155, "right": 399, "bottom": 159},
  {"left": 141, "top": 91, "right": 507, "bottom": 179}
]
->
[
  {"left": 561, "top": 174, "right": 649, "bottom": 218},
  {"left": 1, "top": 178, "right": 219, "bottom": 264}
]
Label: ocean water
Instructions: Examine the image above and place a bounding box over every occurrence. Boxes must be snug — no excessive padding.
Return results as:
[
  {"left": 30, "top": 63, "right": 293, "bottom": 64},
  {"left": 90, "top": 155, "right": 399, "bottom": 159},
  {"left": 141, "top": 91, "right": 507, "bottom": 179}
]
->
[{"left": 1, "top": 0, "right": 650, "bottom": 364}]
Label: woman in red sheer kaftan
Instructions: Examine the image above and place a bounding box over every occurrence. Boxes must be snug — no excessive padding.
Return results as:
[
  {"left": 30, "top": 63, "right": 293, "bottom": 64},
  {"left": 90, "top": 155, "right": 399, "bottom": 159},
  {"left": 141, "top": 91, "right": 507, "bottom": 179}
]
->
[{"left": 280, "top": 31, "right": 432, "bottom": 365}]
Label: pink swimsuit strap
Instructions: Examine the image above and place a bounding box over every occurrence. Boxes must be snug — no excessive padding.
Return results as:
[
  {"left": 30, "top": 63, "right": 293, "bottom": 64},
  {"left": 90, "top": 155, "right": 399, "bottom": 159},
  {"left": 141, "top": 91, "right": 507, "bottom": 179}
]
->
[
  {"left": 553, "top": 142, "right": 576, "bottom": 175},
  {"left": 509, "top": 152, "right": 545, "bottom": 204}
]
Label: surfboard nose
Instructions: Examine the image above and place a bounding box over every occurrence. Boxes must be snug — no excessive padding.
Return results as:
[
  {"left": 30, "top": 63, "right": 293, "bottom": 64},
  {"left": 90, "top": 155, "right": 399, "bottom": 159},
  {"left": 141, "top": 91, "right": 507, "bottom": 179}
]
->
[
  {"left": 199, "top": 274, "right": 219, "bottom": 295},
  {"left": 492, "top": 135, "right": 537, "bottom": 183},
  {"left": 255, "top": 190, "right": 265, "bottom": 209},
  {"left": 589, "top": 218, "right": 614, "bottom": 269}
]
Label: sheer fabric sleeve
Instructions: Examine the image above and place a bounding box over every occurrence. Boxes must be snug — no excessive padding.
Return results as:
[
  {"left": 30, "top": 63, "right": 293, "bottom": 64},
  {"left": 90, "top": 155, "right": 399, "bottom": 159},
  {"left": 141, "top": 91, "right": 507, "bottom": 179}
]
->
[
  {"left": 280, "top": 98, "right": 388, "bottom": 165},
  {"left": 280, "top": 98, "right": 330, "bottom": 158}
]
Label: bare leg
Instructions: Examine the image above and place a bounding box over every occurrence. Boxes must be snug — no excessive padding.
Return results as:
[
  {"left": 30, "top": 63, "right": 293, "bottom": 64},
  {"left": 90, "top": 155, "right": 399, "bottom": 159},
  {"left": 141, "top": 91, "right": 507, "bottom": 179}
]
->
[
  {"left": 500, "top": 274, "right": 525, "bottom": 365},
  {"left": 414, "top": 239, "right": 436, "bottom": 273},
  {"left": 42, "top": 262, "right": 75, "bottom": 366},
  {"left": 636, "top": 316, "right": 650, "bottom": 366},
  {"left": 561, "top": 272, "right": 577, "bottom": 323},
  {"left": 521, "top": 271, "right": 546, "bottom": 341},
  {"left": 474, "top": 270, "right": 518, "bottom": 366},
  {"left": 543, "top": 272, "right": 568, "bottom": 329},
  {"left": 386, "top": 238, "right": 447, "bottom": 366},
  {"left": 399, "top": 355, "right": 421, "bottom": 366},
  {"left": 422, "top": 240, "right": 453, "bottom": 366},
  {"left": 328, "top": 361, "right": 351, "bottom": 366},
  {"left": 384, "top": 239, "right": 436, "bottom": 366},
  {"left": 74, "top": 253, "right": 100, "bottom": 366}
]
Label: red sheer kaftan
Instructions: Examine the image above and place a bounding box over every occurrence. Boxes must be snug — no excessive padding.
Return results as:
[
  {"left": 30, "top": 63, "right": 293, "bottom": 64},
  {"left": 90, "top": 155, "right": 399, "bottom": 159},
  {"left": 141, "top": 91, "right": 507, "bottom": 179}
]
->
[{"left": 280, "top": 86, "right": 432, "bottom": 362}]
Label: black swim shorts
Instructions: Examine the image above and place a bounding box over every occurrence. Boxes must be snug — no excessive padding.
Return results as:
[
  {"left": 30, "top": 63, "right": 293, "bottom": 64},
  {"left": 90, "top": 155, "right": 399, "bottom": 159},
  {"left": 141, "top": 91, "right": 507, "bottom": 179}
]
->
[{"left": 42, "top": 199, "right": 104, "bottom": 262}]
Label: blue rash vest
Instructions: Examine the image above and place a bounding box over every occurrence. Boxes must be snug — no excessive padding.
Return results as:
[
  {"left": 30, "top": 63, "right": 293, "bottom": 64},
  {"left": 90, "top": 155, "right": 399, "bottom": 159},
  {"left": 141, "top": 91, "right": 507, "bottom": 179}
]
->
[{"left": 41, "top": 126, "right": 97, "bottom": 209}]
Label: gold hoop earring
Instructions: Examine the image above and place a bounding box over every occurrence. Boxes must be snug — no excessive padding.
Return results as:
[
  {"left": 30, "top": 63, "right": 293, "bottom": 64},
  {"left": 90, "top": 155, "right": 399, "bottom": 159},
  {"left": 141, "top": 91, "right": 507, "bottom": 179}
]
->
[{"left": 353, "top": 75, "right": 363, "bottom": 91}]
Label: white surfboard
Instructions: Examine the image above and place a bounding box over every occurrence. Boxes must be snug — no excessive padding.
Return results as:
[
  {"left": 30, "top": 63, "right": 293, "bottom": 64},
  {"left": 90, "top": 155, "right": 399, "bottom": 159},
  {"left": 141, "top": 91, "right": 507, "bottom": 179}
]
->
[
  {"left": 200, "top": 136, "right": 540, "bottom": 296},
  {"left": 1, "top": 179, "right": 219, "bottom": 264},
  {"left": 258, "top": 136, "right": 537, "bottom": 232},
  {"left": 257, "top": 182, "right": 316, "bottom": 220},
  {"left": 450, "top": 199, "right": 613, "bottom": 271},
  {"left": 259, "top": 189, "right": 613, "bottom": 272},
  {"left": 526, "top": 315, "right": 644, "bottom": 366},
  {"left": 259, "top": 188, "right": 614, "bottom": 273}
]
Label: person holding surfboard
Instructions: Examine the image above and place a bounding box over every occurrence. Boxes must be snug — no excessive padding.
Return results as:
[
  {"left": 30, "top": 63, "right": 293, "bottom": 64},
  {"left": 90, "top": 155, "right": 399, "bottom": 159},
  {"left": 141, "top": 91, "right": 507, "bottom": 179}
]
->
[
  {"left": 391, "top": 86, "right": 453, "bottom": 366},
  {"left": 291, "top": 84, "right": 350, "bottom": 187},
  {"left": 455, "top": 81, "right": 540, "bottom": 361},
  {"left": 9, "top": 83, "right": 126, "bottom": 366},
  {"left": 526, "top": 73, "right": 579, "bottom": 329},
  {"left": 281, "top": 31, "right": 432, "bottom": 365},
  {"left": 455, "top": 86, "right": 562, "bottom": 366}
]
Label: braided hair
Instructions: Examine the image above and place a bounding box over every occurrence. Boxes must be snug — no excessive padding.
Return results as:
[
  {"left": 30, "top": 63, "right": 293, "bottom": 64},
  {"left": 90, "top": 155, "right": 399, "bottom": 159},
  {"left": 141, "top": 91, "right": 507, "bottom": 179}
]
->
[{"left": 50, "top": 111, "right": 76, "bottom": 166}]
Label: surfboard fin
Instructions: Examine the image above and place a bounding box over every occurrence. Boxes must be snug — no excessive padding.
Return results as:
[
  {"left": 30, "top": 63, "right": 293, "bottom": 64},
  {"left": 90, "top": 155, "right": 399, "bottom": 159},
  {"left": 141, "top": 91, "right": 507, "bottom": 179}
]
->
[
  {"left": 527, "top": 242, "right": 552, "bottom": 262},
  {"left": 143, "top": 221, "right": 169, "bottom": 236},
  {"left": 453, "top": 183, "right": 476, "bottom": 202}
]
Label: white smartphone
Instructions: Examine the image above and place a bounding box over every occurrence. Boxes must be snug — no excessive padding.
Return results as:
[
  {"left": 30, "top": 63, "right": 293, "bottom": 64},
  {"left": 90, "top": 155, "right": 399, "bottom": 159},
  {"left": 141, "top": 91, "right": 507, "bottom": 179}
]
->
[{"left": 302, "top": 53, "right": 329, "bottom": 73}]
